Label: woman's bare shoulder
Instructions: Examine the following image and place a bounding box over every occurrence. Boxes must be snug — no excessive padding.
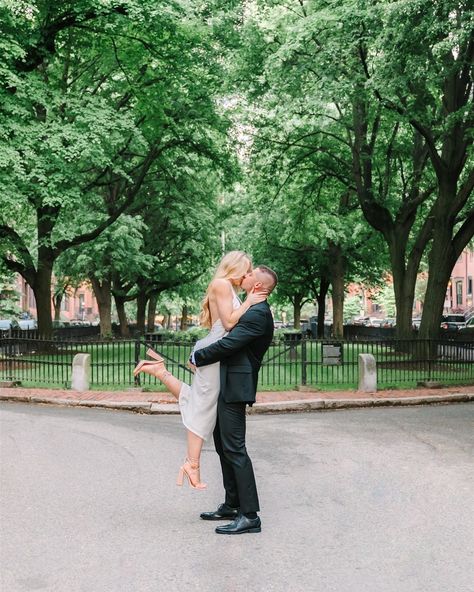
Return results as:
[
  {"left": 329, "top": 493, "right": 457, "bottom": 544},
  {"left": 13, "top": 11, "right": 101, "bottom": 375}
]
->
[{"left": 208, "top": 278, "right": 233, "bottom": 296}]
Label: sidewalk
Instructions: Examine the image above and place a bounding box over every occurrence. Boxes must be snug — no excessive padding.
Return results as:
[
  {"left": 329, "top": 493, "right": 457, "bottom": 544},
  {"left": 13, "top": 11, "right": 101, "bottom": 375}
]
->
[{"left": 1, "top": 384, "right": 473, "bottom": 414}]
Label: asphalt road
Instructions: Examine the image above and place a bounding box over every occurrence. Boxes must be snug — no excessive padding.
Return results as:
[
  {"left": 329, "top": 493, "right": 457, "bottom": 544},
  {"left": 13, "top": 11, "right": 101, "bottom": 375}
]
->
[{"left": 1, "top": 403, "right": 473, "bottom": 592}]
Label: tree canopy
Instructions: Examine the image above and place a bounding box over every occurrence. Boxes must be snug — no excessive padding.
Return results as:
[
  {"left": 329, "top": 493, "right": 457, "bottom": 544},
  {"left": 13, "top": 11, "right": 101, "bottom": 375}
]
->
[{"left": 1, "top": 0, "right": 472, "bottom": 337}]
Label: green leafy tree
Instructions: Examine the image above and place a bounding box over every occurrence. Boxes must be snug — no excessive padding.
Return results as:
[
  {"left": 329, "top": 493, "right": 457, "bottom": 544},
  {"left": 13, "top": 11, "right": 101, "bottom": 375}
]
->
[
  {"left": 222, "top": 94, "right": 387, "bottom": 337},
  {"left": 373, "top": 284, "right": 397, "bottom": 318},
  {"left": 0, "top": 263, "right": 20, "bottom": 318},
  {"left": 0, "top": 0, "right": 233, "bottom": 337},
  {"left": 234, "top": 0, "right": 473, "bottom": 340},
  {"left": 56, "top": 215, "right": 150, "bottom": 336},
  {"left": 343, "top": 296, "right": 362, "bottom": 323}
]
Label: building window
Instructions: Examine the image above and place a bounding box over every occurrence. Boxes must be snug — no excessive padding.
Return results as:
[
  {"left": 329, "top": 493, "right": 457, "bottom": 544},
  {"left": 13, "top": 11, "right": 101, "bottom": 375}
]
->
[
  {"left": 456, "top": 281, "right": 463, "bottom": 306},
  {"left": 61, "top": 295, "right": 69, "bottom": 311},
  {"left": 28, "top": 286, "right": 36, "bottom": 308},
  {"left": 468, "top": 277, "right": 472, "bottom": 296},
  {"left": 78, "top": 294, "right": 85, "bottom": 319}
]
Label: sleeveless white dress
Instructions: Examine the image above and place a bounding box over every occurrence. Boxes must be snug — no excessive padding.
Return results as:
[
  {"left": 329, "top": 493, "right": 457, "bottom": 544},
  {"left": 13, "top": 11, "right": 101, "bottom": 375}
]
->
[{"left": 179, "top": 286, "right": 241, "bottom": 441}]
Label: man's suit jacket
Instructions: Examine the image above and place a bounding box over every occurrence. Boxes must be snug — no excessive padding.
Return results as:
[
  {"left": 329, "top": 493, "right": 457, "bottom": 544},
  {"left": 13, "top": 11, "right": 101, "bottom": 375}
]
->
[{"left": 193, "top": 302, "right": 274, "bottom": 405}]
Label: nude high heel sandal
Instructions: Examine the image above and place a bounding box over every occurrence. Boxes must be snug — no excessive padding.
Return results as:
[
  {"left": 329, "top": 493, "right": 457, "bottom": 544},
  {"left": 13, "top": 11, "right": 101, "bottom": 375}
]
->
[
  {"left": 176, "top": 458, "right": 207, "bottom": 490},
  {"left": 133, "top": 349, "right": 166, "bottom": 378},
  {"left": 146, "top": 348, "right": 164, "bottom": 363},
  {"left": 133, "top": 359, "right": 159, "bottom": 377}
]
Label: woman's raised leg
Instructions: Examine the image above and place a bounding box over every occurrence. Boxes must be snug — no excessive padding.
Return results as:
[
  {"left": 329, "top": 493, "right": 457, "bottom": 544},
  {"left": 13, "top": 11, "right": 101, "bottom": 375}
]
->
[{"left": 134, "top": 350, "right": 207, "bottom": 488}]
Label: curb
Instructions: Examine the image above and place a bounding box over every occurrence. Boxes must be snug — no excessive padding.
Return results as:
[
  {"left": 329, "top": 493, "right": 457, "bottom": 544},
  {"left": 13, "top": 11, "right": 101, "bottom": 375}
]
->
[
  {"left": 248, "top": 393, "right": 474, "bottom": 413},
  {"left": 1, "top": 392, "right": 473, "bottom": 414}
]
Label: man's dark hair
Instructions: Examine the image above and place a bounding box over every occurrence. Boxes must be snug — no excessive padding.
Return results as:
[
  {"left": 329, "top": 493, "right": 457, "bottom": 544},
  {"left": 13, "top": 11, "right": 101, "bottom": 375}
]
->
[{"left": 256, "top": 265, "right": 278, "bottom": 293}]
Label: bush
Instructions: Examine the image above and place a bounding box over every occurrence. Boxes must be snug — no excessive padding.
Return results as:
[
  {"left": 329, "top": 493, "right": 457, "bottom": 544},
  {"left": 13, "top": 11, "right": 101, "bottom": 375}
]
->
[
  {"left": 153, "top": 328, "right": 208, "bottom": 342},
  {"left": 184, "top": 326, "right": 208, "bottom": 341}
]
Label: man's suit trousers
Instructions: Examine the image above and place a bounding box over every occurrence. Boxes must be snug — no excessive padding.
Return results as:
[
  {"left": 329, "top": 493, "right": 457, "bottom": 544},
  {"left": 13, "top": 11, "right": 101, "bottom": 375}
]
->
[{"left": 213, "top": 397, "right": 260, "bottom": 514}]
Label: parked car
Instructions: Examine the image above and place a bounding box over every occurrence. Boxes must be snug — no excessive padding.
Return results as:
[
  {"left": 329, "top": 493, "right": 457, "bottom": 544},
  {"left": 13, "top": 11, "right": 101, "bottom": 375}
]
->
[
  {"left": 352, "top": 316, "right": 370, "bottom": 325},
  {"left": 367, "top": 317, "right": 385, "bottom": 327},
  {"left": 70, "top": 319, "right": 91, "bottom": 326},
  {"left": 52, "top": 320, "right": 71, "bottom": 328},
  {"left": 381, "top": 318, "right": 396, "bottom": 328},
  {"left": 0, "top": 319, "right": 20, "bottom": 332},
  {"left": 440, "top": 314, "right": 466, "bottom": 332},
  {"left": 412, "top": 317, "right": 422, "bottom": 330},
  {"left": 458, "top": 317, "right": 474, "bottom": 335},
  {"left": 18, "top": 319, "right": 37, "bottom": 330}
]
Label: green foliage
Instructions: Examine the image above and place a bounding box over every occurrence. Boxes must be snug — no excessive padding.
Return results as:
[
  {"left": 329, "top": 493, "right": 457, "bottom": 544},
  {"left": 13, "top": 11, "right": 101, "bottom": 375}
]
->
[
  {"left": 0, "top": 0, "right": 237, "bottom": 333},
  {"left": 151, "top": 327, "right": 208, "bottom": 342},
  {"left": 0, "top": 262, "right": 20, "bottom": 317},
  {"left": 373, "top": 285, "right": 397, "bottom": 318},
  {"left": 231, "top": 0, "right": 473, "bottom": 336},
  {"left": 414, "top": 276, "right": 429, "bottom": 307},
  {"left": 343, "top": 296, "right": 362, "bottom": 323},
  {"left": 1, "top": 0, "right": 472, "bottom": 336}
]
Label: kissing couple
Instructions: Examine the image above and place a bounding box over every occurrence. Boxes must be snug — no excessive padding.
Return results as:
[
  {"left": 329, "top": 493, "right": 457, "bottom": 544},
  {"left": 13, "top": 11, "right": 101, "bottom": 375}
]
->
[{"left": 134, "top": 251, "right": 277, "bottom": 535}]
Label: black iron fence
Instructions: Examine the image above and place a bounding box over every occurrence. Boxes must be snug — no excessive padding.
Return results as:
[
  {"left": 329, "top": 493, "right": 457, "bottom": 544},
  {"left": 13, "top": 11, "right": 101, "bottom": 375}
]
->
[{"left": 1, "top": 335, "right": 473, "bottom": 390}]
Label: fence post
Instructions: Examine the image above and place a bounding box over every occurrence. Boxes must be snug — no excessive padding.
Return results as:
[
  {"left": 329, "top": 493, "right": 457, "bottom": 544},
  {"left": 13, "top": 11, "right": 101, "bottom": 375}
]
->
[
  {"left": 428, "top": 339, "right": 433, "bottom": 381},
  {"left": 71, "top": 353, "right": 91, "bottom": 392},
  {"left": 7, "top": 338, "right": 13, "bottom": 380},
  {"left": 134, "top": 338, "right": 141, "bottom": 386},
  {"left": 358, "top": 353, "right": 377, "bottom": 392},
  {"left": 301, "top": 338, "right": 307, "bottom": 385}
]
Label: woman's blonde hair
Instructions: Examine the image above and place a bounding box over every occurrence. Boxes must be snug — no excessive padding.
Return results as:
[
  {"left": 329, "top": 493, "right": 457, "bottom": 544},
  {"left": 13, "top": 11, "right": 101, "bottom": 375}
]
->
[{"left": 199, "top": 251, "right": 252, "bottom": 328}]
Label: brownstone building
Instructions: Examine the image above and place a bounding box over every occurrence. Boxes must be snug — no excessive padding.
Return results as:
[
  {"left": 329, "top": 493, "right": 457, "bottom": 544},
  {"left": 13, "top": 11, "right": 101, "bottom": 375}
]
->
[{"left": 15, "top": 276, "right": 99, "bottom": 322}]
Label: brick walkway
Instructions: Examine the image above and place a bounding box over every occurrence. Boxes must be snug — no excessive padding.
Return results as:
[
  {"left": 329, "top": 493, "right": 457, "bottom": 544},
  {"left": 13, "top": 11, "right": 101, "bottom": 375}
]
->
[{"left": 2, "top": 384, "right": 474, "bottom": 404}]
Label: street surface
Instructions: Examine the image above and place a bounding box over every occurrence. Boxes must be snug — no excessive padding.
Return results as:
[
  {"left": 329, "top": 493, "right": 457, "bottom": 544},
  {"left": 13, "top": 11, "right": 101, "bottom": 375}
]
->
[{"left": 1, "top": 403, "right": 473, "bottom": 592}]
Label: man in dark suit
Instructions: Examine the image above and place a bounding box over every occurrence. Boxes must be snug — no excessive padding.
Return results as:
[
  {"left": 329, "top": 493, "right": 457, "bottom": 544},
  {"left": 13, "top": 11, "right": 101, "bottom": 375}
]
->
[{"left": 190, "top": 265, "right": 278, "bottom": 535}]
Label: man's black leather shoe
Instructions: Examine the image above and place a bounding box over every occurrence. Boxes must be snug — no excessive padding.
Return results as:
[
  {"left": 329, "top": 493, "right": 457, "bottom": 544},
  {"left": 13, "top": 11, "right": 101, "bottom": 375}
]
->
[
  {"left": 200, "top": 504, "right": 240, "bottom": 521},
  {"left": 215, "top": 514, "right": 261, "bottom": 535}
]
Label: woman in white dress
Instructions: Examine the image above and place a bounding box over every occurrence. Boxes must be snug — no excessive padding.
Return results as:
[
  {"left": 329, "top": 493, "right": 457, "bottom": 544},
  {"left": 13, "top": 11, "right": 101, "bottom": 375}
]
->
[{"left": 133, "top": 251, "right": 267, "bottom": 489}]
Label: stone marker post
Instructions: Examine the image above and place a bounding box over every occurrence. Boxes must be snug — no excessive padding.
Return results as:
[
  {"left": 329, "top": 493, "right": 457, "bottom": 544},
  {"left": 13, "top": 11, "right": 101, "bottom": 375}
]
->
[
  {"left": 358, "top": 353, "right": 377, "bottom": 392},
  {"left": 71, "top": 353, "right": 91, "bottom": 392}
]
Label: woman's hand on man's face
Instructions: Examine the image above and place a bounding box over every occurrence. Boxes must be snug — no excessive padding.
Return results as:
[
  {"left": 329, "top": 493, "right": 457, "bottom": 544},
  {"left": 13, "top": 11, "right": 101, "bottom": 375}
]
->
[{"left": 246, "top": 286, "right": 269, "bottom": 306}]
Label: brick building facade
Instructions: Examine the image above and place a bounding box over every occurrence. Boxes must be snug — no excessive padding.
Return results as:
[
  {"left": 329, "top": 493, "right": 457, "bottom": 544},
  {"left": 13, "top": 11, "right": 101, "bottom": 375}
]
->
[{"left": 15, "top": 276, "right": 99, "bottom": 322}]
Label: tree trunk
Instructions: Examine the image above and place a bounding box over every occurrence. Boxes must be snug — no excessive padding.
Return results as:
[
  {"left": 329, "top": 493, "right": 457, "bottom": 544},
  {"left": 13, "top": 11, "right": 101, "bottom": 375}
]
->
[
  {"left": 293, "top": 294, "right": 303, "bottom": 329},
  {"left": 114, "top": 294, "right": 130, "bottom": 337},
  {"left": 419, "top": 215, "right": 455, "bottom": 341},
  {"left": 329, "top": 244, "right": 345, "bottom": 339},
  {"left": 136, "top": 293, "right": 148, "bottom": 334},
  {"left": 394, "top": 288, "right": 415, "bottom": 339},
  {"left": 316, "top": 278, "right": 330, "bottom": 338},
  {"left": 180, "top": 304, "right": 188, "bottom": 331},
  {"left": 388, "top": 243, "right": 418, "bottom": 339},
  {"left": 91, "top": 277, "right": 112, "bottom": 338},
  {"left": 147, "top": 293, "right": 158, "bottom": 332},
  {"left": 34, "top": 260, "right": 54, "bottom": 339},
  {"left": 53, "top": 292, "right": 62, "bottom": 321},
  {"left": 393, "top": 273, "right": 416, "bottom": 340}
]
